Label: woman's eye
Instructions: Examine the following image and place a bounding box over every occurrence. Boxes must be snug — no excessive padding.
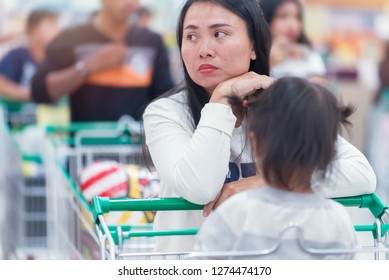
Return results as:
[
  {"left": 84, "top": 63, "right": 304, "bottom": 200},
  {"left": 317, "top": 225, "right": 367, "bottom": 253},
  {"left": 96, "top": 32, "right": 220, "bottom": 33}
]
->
[
  {"left": 215, "top": 31, "right": 227, "bottom": 38},
  {"left": 186, "top": 34, "right": 197, "bottom": 41}
]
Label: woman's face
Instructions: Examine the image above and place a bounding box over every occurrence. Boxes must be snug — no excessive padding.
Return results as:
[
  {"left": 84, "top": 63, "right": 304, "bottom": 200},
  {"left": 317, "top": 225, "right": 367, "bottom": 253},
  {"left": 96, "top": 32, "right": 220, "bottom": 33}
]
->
[
  {"left": 181, "top": 2, "right": 256, "bottom": 94},
  {"left": 270, "top": 1, "right": 301, "bottom": 42}
]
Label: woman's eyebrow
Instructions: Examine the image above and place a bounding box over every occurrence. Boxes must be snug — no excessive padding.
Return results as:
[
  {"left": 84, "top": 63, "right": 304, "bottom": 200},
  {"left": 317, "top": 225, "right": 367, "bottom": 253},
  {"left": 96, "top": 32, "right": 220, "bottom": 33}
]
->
[
  {"left": 184, "top": 24, "right": 198, "bottom": 30},
  {"left": 209, "top": 23, "right": 232, "bottom": 29},
  {"left": 184, "top": 23, "right": 232, "bottom": 30}
]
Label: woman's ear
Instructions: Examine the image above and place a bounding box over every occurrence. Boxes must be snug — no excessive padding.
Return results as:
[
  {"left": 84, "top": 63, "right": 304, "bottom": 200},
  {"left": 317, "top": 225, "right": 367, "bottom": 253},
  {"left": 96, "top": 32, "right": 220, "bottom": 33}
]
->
[{"left": 250, "top": 47, "right": 257, "bottom": 60}]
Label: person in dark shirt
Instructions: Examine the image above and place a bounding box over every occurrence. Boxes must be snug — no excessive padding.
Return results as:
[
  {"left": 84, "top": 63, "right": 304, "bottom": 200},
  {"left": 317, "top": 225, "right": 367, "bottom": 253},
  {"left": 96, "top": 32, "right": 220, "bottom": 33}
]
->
[
  {"left": 31, "top": 0, "right": 174, "bottom": 122},
  {"left": 375, "top": 41, "right": 389, "bottom": 103},
  {"left": 0, "top": 9, "right": 59, "bottom": 101}
]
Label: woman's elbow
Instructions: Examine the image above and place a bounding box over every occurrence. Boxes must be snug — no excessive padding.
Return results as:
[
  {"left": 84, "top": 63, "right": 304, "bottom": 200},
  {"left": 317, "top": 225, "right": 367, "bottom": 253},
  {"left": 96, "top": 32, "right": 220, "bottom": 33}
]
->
[
  {"left": 183, "top": 191, "right": 216, "bottom": 205},
  {"left": 172, "top": 176, "right": 222, "bottom": 205},
  {"left": 360, "top": 167, "right": 377, "bottom": 194},
  {"left": 348, "top": 163, "right": 377, "bottom": 195}
]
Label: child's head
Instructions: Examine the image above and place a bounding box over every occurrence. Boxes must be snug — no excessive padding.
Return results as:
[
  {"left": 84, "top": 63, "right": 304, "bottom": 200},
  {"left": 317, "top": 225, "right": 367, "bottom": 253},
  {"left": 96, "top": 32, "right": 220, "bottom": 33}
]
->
[
  {"left": 247, "top": 77, "right": 354, "bottom": 192},
  {"left": 26, "top": 9, "right": 60, "bottom": 48}
]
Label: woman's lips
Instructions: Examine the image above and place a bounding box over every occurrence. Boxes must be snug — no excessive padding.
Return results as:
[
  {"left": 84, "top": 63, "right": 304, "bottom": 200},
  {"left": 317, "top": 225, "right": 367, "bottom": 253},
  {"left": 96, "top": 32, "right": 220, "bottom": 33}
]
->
[{"left": 199, "top": 64, "right": 218, "bottom": 74}]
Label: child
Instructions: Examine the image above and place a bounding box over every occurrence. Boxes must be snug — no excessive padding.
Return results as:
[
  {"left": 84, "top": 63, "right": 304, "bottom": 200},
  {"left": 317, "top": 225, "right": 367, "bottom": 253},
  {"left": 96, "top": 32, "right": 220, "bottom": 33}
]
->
[
  {"left": 194, "top": 77, "right": 358, "bottom": 259},
  {"left": 0, "top": 9, "right": 60, "bottom": 101}
]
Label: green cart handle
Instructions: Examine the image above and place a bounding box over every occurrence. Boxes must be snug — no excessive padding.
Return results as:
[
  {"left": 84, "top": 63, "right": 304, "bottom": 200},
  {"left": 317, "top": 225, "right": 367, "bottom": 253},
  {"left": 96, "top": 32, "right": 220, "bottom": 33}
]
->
[
  {"left": 354, "top": 224, "right": 389, "bottom": 239},
  {"left": 45, "top": 117, "right": 142, "bottom": 134},
  {"left": 92, "top": 194, "right": 389, "bottom": 248},
  {"left": 333, "top": 193, "right": 388, "bottom": 219},
  {"left": 92, "top": 193, "right": 388, "bottom": 225},
  {"left": 45, "top": 119, "right": 143, "bottom": 145},
  {"left": 92, "top": 196, "right": 203, "bottom": 225},
  {"left": 45, "top": 122, "right": 118, "bottom": 134}
]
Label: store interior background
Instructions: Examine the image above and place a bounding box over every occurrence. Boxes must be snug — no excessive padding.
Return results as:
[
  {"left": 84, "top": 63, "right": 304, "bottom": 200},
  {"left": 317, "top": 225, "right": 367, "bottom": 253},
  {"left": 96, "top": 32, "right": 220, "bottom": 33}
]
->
[
  {"left": 0, "top": 0, "right": 388, "bottom": 260},
  {"left": 1, "top": 0, "right": 388, "bottom": 181}
]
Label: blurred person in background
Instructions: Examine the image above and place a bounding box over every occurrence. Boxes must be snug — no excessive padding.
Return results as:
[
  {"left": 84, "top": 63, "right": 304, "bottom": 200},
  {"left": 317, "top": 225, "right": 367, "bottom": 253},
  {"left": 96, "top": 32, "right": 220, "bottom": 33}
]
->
[
  {"left": 374, "top": 41, "right": 389, "bottom": 103},
  {"left": 0, "top": 9, "right": 60, "bottom": 101},
  {"left": 259, "top": 0, "right": 326, "bottom": 81},
  {"left": 32, "top": 0, "right": 174, "bottom": 122},
  {"left": 365, "top": 41, "right": 389, "bottom": 196},
  {"left": 135, "top": 6, "right": 153, "bottom": 29}
]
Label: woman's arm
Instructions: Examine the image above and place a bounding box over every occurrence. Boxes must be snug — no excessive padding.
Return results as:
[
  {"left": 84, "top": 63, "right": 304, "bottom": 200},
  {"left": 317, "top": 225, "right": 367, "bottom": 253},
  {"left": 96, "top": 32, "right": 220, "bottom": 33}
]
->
[
  {"left": 144, "top": 99, "right": 236, "bottom": 205},
  {"left": 144, "top": 74, "right": 274, "bottom": 205},
  {"left": 311, "top": 135, "right": 377, "bottom": 198},
  {"left": 203, "top": 175, "right": 266, "bottom": 217}
]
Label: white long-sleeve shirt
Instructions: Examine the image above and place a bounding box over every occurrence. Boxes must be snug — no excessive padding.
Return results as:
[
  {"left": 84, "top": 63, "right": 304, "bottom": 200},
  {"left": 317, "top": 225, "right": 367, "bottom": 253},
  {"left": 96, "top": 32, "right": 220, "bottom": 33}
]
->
[{"left": 143, "top": 90, "right": 376, "bottom": 252}]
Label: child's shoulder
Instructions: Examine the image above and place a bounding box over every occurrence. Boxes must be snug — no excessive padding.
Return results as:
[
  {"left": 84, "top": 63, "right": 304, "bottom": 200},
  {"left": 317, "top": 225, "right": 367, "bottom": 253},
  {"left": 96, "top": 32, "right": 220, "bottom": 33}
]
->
[{"left": 217, "top": 188, "right": 265, "bottom": 213}]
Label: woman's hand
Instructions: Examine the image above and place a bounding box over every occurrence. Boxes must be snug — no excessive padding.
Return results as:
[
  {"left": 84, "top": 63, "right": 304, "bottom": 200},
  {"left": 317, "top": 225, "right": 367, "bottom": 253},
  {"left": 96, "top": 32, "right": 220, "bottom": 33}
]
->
[
  {"left": 203, "top": 175, "right": 266, "bottom": 217},
  {"left": 210, "top": 72, "right": 274, "bottom": 126},
  {"left": 210, "top": 72, "right": 274, "bottom": 106}
]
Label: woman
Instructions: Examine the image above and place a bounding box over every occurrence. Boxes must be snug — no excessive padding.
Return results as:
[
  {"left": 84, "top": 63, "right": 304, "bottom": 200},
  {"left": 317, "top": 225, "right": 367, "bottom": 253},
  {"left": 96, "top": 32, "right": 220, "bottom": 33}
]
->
[
  {"left": 143, "top": 0, "right": 376, "bottom": 252},
  {"left": 259, "top": 0, "right": 326, "bottom": 80}
]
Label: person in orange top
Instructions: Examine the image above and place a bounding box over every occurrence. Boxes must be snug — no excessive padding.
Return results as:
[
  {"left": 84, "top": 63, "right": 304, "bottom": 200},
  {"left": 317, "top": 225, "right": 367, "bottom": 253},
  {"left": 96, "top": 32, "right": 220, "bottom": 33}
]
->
[{"left": 32, "top": 0, "right": 174, "bottom": 122}]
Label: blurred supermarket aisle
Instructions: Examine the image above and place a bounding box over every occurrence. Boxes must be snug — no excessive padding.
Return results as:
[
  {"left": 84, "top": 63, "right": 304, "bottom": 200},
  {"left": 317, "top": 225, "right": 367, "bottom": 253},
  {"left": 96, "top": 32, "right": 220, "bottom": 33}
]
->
[{"left": 0, "top": 0, "right": 389, "bottom": 261}]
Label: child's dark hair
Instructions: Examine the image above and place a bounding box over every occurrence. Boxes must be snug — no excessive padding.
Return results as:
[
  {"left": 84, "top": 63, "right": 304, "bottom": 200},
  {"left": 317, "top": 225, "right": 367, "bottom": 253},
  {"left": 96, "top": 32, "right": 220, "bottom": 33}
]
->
[
  {"left": 26, "top": 9, "right": 58, "bottom": 31},
  {"left": 247, "top": 77, "right": 354, "bottom": 189}
]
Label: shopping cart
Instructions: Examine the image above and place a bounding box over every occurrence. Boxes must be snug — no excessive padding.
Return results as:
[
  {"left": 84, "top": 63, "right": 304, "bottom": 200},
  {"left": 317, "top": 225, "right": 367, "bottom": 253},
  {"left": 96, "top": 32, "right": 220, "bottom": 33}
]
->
[
  {"left": 0, "top": 97, "right": 65, "bottom": 259},
  {"left": 1, "top": 98, "right": 73, "bottom": 259},
  {"left": 92, "top": 197, "right": 202, "bottom": 260},
  {"left": 92, "top": 194, "right": 389, "bottom": 260},
  {"left": 43, "top": 117, "right": 157, "bottom": 259},
  {"left": 0, "top": 103, "right": 25, "bottom": 259},
  {"left": 0, "top": 97, "right": 36, "bottom": 129},
  {"left": 21, "top": 155, "right": 49, "bottom": 255},
  {"left": 1, "top": 104, "right": 54, "bottom": 259}
]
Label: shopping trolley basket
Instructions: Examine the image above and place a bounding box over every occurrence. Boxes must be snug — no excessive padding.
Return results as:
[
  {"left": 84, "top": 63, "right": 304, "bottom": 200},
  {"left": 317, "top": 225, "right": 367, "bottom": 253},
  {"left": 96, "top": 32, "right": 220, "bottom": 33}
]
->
[
  {"left": 0, "top": 104, "right": 24, "bottom": 259},
  {"left": 43, "top": 117, "right": 156, "bottom": 259},
  {"left": 1, "top": 103, "right": 52, "bottom": 259},
  {"left": 92, "top": 196, "right": 202, "bottom": 260},
  {"left": 0, "top": 98, "right": 36, "bottom": 129},
  {"left": 45, "top": 116, "right": 145, "bottom": 184},
  {"left": 92, "top": 194, "right": 389, "bottom": 260}
]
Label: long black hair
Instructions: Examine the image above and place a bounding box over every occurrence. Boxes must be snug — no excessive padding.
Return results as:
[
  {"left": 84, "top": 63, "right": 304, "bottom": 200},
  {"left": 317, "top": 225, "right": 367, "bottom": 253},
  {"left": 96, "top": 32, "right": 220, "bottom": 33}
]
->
[
  {"left": 259, "top": 0, "right": 311, "bottom": 47},
  {"left": 175, "top": 0, "right": 271, "bottom": 127},
  {"left": 247, "top": 77, "right": 354, "bottom": 189}
]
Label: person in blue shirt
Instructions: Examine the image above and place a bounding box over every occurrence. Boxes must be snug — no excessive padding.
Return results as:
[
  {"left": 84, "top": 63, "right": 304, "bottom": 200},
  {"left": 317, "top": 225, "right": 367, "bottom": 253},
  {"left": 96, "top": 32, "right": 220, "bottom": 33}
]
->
[{"left": 0, "top": 9, "right": 60, "bottom": 101}]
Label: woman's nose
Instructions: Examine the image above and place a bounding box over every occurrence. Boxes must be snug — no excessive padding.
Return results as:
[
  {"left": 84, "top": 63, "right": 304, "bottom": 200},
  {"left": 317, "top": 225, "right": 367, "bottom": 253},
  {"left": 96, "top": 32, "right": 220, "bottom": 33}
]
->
[{"left": 198, "top": 39, "right": 215, "bottom": 58}]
